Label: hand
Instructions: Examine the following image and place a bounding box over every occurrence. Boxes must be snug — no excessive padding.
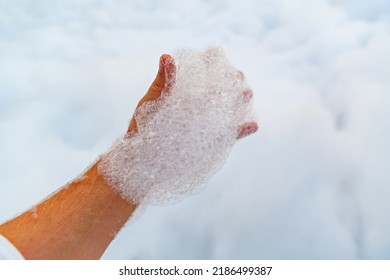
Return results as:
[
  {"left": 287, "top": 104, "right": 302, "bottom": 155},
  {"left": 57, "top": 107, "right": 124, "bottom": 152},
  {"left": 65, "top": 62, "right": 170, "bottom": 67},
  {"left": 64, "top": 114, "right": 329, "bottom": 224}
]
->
[{"left": 127, "top": 54, "right": 258, "bottom": 138}]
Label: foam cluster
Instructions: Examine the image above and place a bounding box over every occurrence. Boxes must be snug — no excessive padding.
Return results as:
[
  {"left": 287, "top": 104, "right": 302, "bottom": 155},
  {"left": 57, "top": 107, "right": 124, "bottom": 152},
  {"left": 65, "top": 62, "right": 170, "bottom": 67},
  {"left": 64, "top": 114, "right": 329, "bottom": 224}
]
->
[{"left": 99, "top": 48, "right": 256, "bottom": 205}]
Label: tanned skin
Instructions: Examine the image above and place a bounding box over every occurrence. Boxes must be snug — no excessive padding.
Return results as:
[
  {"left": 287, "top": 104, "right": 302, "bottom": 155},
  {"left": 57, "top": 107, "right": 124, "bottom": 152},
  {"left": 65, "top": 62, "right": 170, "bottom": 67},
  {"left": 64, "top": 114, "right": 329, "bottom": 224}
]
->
[{"left": 0, "top": 54, "right": 258, "bottom": 259}]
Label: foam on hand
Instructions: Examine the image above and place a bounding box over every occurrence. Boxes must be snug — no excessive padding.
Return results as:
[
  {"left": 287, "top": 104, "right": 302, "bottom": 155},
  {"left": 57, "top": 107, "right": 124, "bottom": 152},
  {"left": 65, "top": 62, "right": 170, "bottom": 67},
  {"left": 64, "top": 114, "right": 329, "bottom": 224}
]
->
[{"left": 99, "top": 48, "right": 256, "bottom": 205}]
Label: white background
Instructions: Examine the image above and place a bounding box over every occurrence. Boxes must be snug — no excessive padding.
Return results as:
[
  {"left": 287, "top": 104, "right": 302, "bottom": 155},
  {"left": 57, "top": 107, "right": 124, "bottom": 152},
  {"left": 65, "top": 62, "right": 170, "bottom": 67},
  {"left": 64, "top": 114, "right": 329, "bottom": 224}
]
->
[{"left": 1, "top": 0, "right": 390, "bottom": 259}]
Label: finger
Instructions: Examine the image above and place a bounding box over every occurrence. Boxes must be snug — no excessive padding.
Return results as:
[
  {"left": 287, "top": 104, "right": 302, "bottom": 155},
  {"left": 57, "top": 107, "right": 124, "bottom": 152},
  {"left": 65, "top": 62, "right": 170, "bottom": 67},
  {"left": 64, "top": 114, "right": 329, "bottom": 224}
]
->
[
  {"left": 163, "top": 54, "right": 176, "bottom": 93},
  {"left": 128, "top": 54, "right": 176, "bottom": 134},
  {"left": 242, "top": 88, "right": 253, "bottom": 102},
  {"left": 137, "top": 54, "right": 175, "bottom": 107},
  {"left": 237, "top": 122, "right": 259, "bottom": 139},
  {"left": 237, "top": 71, "right": 245, "bottom": 81},
  {"left": 235, "top": 70, "right": 252, "bottom": 103}
]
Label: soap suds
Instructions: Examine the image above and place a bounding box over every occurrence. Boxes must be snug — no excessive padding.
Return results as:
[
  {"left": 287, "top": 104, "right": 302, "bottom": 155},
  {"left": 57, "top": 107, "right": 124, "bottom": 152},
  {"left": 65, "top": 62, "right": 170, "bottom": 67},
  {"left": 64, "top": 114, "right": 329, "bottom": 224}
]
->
[{"left": 99, "top": 48, "right": 256, "bottom": 205}]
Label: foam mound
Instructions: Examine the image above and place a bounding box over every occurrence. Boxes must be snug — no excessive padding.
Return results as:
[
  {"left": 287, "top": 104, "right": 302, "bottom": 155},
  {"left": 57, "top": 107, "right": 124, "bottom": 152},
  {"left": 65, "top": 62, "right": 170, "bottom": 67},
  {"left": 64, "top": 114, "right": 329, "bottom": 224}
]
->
[{"left": 99, "top": 48, "right": 256, "bottom": 205}]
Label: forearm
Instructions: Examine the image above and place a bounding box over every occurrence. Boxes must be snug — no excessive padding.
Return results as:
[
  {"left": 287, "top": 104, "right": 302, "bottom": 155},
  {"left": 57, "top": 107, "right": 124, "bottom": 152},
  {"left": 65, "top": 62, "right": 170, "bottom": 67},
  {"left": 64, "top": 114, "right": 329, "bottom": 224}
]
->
[
  {"left": 0, "top": 51, "right": 257, "bottom": 260},
  {"left": 0, "top": 161, "right": 136, "bottom": 259},
  {"left": 0, "top": 54, "right": 171, "bottom": 260}
]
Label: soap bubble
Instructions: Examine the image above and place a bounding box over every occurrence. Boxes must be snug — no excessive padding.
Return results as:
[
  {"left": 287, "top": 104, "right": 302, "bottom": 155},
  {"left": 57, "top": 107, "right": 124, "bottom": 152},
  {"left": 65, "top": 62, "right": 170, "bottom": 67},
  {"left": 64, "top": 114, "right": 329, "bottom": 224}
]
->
[{"left": 99, "top": 48, "right": 256, "bottom": 205}]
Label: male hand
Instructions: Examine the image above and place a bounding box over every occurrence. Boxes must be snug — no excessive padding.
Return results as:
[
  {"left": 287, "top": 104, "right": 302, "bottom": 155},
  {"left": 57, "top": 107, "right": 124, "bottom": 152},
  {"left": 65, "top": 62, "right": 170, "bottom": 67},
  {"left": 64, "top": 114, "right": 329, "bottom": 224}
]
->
[{"left": 127, "top": 54, "right": 258, "bottom": 138}]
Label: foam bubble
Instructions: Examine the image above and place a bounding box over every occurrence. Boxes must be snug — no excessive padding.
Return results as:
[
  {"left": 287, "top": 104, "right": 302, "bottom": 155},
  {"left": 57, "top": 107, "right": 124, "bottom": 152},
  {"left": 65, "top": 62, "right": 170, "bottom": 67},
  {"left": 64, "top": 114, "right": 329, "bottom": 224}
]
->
[{"left": 99, "top": 48, "right": 256, "bottom": 205}]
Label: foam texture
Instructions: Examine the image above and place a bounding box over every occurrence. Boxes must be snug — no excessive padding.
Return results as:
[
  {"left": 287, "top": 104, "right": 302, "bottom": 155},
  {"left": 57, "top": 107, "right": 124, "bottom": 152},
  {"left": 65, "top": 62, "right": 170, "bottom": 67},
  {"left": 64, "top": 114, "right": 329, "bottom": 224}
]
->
[{"left": 99, "top": 48, "right": 256, "bottom": 205}]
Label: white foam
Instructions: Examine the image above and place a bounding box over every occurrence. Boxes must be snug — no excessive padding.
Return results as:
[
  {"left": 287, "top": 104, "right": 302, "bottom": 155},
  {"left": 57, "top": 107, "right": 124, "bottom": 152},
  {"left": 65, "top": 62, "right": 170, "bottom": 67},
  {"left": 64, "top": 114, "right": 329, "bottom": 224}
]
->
[{"left": 99, "top": 48, "right": 256, "bottom": 205}]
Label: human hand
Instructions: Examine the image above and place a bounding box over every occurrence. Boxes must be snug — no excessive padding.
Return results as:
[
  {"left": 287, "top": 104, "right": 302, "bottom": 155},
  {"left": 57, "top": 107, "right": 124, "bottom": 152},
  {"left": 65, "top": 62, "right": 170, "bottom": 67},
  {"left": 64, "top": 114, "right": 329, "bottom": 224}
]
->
[
  {"left": 127, "top": 54, "right": 258, "bottom": 138},
  {"left": 100, "top": 49, "right": 258, "bottom": 205}
]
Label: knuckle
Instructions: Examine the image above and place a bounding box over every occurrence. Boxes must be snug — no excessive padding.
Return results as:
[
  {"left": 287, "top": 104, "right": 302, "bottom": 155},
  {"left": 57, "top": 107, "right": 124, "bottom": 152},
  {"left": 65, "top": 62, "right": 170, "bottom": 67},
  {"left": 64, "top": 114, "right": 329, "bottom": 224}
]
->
[{"left": 151, "top": 81, "right": 164, "bottom": 93}]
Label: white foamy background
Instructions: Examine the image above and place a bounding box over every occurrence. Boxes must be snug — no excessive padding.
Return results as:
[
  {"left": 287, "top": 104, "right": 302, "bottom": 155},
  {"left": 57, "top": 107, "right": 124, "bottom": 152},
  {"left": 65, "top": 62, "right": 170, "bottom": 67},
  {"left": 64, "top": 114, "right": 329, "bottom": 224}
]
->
[{"left": 1, "top": 0, "right": 390, "bottom": 259}]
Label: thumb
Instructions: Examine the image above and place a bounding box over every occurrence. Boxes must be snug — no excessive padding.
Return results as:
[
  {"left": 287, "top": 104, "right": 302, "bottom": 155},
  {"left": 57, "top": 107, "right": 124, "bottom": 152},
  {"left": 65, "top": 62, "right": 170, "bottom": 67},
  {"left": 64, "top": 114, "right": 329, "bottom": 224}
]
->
[{"left": 128, "top": 54, "right": 176, "bottom": 134}]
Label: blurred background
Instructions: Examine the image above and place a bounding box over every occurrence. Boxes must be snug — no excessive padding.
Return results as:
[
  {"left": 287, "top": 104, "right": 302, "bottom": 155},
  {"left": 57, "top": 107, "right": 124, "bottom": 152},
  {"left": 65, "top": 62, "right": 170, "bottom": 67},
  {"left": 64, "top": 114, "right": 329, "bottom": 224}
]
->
[{"left": 1, "top": 0, "right": 390, "bottom": 259}]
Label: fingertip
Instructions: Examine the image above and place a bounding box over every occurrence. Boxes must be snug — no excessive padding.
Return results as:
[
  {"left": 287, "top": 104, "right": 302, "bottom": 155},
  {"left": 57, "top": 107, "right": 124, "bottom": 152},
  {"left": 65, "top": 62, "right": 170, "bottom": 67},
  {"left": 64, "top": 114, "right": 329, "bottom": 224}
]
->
[
  {"left": 163, "top": 54, "right": 175, "bottom": 70},
  {"left": 237, "top": 71, "right": 245, "bottom": 81},
  {"left": 160, "top": 54, "right": 174, "bottom": 70},
  {"left": 243, "top": 88, "right": 253, "bottom": 102},
  {"left": 160, "top": 54, "right": 176, "bottom": 91},
  {"left": 159, "top": 55, "right": 166, "bottom": 75},
  {"left": 251, "top": 122, "right": 259, "bottom": 133},
  {"left": 237, "top": 122, "right": 259, "bottom": 139},
  {"left": 161, "top": 54, "right": 171, "bottom": 63}
]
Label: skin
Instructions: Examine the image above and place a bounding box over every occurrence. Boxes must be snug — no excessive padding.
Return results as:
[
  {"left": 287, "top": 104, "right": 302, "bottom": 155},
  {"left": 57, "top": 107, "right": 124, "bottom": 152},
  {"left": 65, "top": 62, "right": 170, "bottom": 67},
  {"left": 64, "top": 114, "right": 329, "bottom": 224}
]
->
[{"left": 0, "top": 54, "right": 258, "bottom": 259}]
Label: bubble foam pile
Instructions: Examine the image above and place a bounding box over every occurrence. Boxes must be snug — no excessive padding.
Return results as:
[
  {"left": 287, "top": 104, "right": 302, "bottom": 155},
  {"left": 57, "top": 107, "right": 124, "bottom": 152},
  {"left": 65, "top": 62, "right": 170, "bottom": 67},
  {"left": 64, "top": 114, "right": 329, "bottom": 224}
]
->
[{"left": 99, "top": 48, "right": 256, "bottom": 205}]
